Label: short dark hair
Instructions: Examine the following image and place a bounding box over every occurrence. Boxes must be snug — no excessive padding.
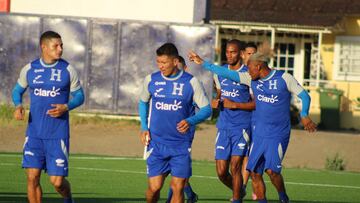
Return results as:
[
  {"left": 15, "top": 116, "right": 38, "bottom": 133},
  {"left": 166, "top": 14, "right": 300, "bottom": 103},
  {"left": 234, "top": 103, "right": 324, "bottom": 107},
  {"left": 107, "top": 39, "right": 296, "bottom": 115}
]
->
[
  {"left": 227, "top": 39, "right": 245, "bottom": 51},
  {"left": 156, "top": 43, "right": 179, "bottom": 57},
  {"left": 245, "top": 42, "right": 257, "bottom": 51},
  {"left": 178, "top": 55, "right": 186, "bottom": 66},
  {"left": 40, "top": 31, "right": 61, "bottom": 45}
]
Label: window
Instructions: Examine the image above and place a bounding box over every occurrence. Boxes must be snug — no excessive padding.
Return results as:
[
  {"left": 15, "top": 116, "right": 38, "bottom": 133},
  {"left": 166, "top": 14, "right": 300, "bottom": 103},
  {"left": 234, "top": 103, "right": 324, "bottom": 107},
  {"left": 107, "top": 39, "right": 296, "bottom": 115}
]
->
[
  {"left": 334, "top": 36, "right": 360, "bottom": 81},
  {"left": 273, "top": 43, "right": 295, "bottom": 75}
]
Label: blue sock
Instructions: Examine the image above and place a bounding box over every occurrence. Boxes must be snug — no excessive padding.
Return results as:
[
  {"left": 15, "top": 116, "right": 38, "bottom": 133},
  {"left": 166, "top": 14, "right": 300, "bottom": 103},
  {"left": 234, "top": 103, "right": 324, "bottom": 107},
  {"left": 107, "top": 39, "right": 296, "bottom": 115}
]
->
[
  {"left": 258, "top": 199, "right": 267, "bottom": 203},
  {"left": 242, "top": 184, "right": 247, "bottom": 190},
  {"left": 184, "top": 185, "right": 195, "bottom": 199},
  {"left": 278, "top": 191, "right": 289, "bottom": 201},
  {"left": 232, "top": 200, "right": 242, "bottom": 203},
  {"left": 64, "top": 198, "right": 73, "bottom": 203},
  {"left": 167, "top": 188, "right": 173, "bottom": 201}
]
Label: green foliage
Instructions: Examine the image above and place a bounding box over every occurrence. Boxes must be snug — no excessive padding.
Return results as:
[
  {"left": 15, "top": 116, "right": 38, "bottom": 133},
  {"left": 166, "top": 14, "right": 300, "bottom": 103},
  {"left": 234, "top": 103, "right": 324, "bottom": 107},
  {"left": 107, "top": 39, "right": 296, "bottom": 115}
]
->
[
  {"left": 0, "top": 103, "right": 15, "bottom": 121},
  {"left": 70, "top": 113, "right": 140, "bottom": 126},
  {"left": 325, "top": 153, "right": 346, "bottom": 171}
]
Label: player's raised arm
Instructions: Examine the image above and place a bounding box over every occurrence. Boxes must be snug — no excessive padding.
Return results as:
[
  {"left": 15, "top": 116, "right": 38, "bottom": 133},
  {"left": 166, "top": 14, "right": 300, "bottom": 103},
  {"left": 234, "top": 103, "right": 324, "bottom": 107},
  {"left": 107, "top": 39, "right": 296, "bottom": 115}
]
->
[
  {"left": 283, "top": 73, "right": 317, "bottom": 132},
  {"left": 222, "top": 98, "right": 256, "bottom": 110},
  {"left": 188, "top": 51, "right": 250, "bottom": 85}
]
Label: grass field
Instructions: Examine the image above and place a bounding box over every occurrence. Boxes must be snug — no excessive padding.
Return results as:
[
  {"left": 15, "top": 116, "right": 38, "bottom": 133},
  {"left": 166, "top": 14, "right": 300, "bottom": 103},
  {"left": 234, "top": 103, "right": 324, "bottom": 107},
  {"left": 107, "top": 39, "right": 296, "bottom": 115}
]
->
[{"left": 1, "top": 153, "right": 360, "bottom": 203}]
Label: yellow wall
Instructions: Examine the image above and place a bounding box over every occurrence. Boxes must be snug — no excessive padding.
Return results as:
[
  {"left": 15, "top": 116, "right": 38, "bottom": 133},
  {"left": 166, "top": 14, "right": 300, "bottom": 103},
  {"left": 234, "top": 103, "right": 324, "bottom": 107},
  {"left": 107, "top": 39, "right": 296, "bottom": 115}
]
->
[
  {"left": 343, "top": 17, "right": 360, "bottom": 35},
  {"left": 307, "top": 81, "right": 360, "bottom": 130},
  {"left": 321, "top": 34, "right": 335, "bottom": 80},
  {"left": 314, "top": 17, "right": 360, "bottom": 129},
  {"left": 321, "top": 17, "right": 360, "bottom": 81}
]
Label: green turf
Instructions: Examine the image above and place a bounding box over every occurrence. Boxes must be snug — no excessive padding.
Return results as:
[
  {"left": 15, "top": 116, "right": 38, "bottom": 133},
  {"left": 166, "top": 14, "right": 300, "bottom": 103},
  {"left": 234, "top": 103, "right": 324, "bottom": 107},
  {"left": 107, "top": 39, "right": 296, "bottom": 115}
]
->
[{"left": 1, "top": 153, "right": 360, "bottom": 203}]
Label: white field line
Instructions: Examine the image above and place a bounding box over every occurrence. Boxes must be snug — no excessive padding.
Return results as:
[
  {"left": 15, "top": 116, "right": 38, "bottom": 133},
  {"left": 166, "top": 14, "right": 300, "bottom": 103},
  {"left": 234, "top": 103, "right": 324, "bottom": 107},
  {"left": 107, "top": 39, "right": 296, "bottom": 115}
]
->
[
  {"left": 0, "top": 154, "right": 210, "bottom": 165},
  {"left": 1, "top": 162, "right": 360, "bottom": 190}
]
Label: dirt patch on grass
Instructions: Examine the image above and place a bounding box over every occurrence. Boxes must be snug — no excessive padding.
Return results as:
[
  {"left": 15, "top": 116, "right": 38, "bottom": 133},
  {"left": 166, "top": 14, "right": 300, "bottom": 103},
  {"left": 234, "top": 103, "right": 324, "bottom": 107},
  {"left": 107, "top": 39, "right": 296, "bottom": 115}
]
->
[{"left": 1, "top": 121, "right": 359, "bottom": 172}]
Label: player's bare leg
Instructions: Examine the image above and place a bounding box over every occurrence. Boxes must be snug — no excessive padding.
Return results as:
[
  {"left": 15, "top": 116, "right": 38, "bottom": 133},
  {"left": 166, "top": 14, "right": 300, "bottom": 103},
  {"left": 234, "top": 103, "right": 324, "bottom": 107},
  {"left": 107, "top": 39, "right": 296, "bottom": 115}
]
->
[
  {"left": 26, "top": 168, "right": 42, "bottom": 203},
  {"left": 49, "top": 176, "right": 72, "bottom": 200},
  {"left": 241, "top": 156, "right": 249, "bottom": 195},
  {"left": 216, "top": 160, "right": 232, "bottom": 189},
  {"left": 146, "top": 175, "right": 166, "bottom": 203},
  {"left": 251, "top": 172, "right": 266, "bottom": 200},
  {"left": 265, "top": 169, "right": 289, "bottom": 202},
  {"left": 241, "top": 157, "right": 249, "bottom": 185},
  {"left": 230, "top": 156, "right": 243, "bottom": 201},
  {"left": 170, "top": 176, "right": 186, "bottom": 203}
]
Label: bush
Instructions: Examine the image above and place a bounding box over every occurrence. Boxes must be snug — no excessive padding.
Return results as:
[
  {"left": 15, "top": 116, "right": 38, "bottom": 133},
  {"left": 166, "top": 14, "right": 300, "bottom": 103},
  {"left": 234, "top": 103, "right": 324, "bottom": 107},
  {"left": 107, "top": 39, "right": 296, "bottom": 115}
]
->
[
  {"left": 325, "top": 153, "right": 346, "bottom": 171},
  {"left": 0, "top": 104, "right": 15, "bottom": 121}
]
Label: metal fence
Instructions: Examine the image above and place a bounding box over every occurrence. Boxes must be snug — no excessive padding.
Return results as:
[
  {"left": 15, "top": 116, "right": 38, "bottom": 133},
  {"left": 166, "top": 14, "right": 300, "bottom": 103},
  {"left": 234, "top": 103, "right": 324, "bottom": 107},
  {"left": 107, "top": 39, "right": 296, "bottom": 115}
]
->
[{"left": 0, "top": 13, "right": 215, "bottom": 115}]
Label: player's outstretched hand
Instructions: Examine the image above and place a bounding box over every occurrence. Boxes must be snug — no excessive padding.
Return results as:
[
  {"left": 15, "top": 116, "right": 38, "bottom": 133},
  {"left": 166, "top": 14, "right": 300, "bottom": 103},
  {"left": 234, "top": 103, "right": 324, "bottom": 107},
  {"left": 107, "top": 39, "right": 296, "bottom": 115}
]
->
[
  {"left": 47, "top": 104, "right": 68, "bottom": 118},
  {"left": 188, "top": 51, "right": 204, "bottom": 65},
  {"left": 223, "top": 98, "right": 236, "bottom": 109},
  {"left": 14, "top": 106, "right": 25, "bottom": 120},
  {"left": 211, "top": 99, "right": 220, "bottom": 108},
  {"left": 177, "top": 119, "right": 190, "bottom": 134},
  {"left": 140, "top": 131, "right": 150, "bottom": 146},
  {"left": 301, "top": 116, "right": 317, "bottom": 133}
]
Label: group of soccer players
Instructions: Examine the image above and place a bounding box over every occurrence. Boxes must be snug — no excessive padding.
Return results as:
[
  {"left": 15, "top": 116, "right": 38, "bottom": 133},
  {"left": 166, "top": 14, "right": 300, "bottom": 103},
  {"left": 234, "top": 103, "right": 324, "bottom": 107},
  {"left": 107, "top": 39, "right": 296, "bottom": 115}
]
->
[{"left": 12, "top": 30, "right": 316, "bottom": 203}]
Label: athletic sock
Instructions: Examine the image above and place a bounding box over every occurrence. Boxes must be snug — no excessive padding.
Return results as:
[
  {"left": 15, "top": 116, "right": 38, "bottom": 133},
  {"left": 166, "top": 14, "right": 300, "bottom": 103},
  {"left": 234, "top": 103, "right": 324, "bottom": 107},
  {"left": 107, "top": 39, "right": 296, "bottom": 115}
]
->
[
  {"left": 240, "top": 184, "right": 247, "bottom": 198},
  {"left": 64, "top": 198, "right": 73, "bottom": 203},
  {"left": 278, "top": 191, "right": 289, "bottom": 201},
  {"left": 258, "top": 199, "right": 267, "bottom": 203},
  {"left": 184, "top": 185, "right": 195, "bottom": 199},
  {"left": 232, "top": 200, "right": 242, "bottom": 203},
  {"left": 167, "top": 188, "right": 173, "bottom": 202}
]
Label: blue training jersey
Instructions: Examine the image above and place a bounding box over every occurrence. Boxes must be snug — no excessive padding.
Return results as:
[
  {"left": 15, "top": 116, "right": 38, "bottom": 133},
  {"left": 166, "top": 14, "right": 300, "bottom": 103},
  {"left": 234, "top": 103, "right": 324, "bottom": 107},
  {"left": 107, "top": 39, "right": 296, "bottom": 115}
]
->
[
  {"left": 238, "top": 70, "right": 304, "bottom": 138},
  {"left": 213, "top": 64, "right": 252, "bottom": 129},
  {"left": 17, "top": 58, "right": 82, "bottom": 139},
  {"left": 140, "top": 70, "right": 209, "bottom": 147}
]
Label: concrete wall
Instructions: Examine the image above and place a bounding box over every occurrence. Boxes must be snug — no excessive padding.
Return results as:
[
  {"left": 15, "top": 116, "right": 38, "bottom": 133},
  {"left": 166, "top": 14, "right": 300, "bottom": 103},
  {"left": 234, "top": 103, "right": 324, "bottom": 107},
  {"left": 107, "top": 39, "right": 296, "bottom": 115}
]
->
[{"left": 10, "top": 0, "right": 206, "bottom": 24}]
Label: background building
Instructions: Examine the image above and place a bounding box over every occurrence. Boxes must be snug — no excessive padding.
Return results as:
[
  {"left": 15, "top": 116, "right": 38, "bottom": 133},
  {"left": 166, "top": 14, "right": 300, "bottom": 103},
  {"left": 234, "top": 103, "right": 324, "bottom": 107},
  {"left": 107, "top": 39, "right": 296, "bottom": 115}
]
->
[{"left": 1, "top": 0, "right": 359, "bottom": 129}]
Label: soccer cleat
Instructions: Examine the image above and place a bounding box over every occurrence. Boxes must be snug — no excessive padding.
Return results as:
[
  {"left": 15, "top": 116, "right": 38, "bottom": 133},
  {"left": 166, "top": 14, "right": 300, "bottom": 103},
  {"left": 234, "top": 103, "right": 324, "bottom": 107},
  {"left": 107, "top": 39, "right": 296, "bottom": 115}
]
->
[
  {"left": 280, "top": 199, "right": 289, "bottom": 203},
  {"left": 187, "top": 192, "right": 198, "bottom": 203}
]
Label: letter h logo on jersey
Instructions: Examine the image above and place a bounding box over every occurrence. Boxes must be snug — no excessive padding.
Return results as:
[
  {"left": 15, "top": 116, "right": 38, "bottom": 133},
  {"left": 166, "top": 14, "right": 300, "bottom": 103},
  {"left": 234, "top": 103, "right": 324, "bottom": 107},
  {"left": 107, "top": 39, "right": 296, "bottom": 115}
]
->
[
  {"left": 50, "top": 69, "right": 62, "bottom": 82},
  {"left": 269, "top": 80, "right": 277, "bottom": 90},
  {"left": 172, "top": 82, "right": 184, "bottom": 96}
]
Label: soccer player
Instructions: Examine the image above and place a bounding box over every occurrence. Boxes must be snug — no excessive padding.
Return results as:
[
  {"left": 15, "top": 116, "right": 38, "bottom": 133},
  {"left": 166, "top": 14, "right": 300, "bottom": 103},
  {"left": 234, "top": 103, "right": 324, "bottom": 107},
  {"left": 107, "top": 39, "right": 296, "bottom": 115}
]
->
[
  {"left": 165, "top": 55, "right": 198, "bottom": 203},
  {"left": 241, "top": 42, "right": 257, "bottom": 200},
  {"left": 219, "top": 41, "right": 258, "bottom": 201},
  {"left": 12, "top": 31, "right": 84, "bottom": 203},
  {"left": 211, "top": 39, "right": 254, "bottom": 203},
  {"left": 242, "top": 42, "right": 257, "bottom": 65},
  {"left": 139, "top": 43, "right": 211, "bottom": 203},
  {"left": 188, "top": 51, "right": 317, "bottom": 203},
  {"left": 177, "top": 56, "right": 189, "bottom": 72}
]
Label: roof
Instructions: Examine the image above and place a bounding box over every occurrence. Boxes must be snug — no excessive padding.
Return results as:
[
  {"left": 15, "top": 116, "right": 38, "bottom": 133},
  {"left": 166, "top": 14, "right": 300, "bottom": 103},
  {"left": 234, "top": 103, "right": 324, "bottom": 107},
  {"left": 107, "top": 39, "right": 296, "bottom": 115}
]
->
[{"left": 210, "top": 0, "right": 360, "bottom": 28}]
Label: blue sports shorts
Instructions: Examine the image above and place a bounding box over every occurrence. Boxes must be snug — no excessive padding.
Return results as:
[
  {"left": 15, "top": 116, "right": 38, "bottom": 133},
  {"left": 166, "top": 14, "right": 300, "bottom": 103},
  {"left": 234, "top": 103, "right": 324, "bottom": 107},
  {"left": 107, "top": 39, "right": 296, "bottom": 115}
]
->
[{"left": 22, "top": 136, "right": 70, "bottom": 176}]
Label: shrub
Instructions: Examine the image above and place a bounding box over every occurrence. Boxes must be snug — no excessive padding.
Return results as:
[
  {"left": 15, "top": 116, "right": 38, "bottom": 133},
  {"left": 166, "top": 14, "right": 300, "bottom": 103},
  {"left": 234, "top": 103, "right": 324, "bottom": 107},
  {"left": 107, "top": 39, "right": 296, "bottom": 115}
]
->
[{"left": 325, "top": 153, "right": 346, "bottom": 171}]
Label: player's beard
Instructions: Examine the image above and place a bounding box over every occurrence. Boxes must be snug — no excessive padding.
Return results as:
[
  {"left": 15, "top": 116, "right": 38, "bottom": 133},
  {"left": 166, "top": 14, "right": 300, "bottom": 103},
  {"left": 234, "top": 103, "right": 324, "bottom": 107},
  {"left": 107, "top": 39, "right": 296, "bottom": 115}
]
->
[{"left": 228, "top": 59, "right": 240, "bottom": 66}]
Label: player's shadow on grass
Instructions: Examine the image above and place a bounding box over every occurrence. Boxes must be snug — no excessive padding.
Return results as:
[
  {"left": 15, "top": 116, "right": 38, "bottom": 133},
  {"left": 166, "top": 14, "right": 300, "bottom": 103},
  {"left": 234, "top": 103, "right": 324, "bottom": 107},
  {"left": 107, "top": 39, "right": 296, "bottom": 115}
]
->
[
  {"left": 191, "top": 198, "right": 355, "bottom": 203},
  {"left": 0, "top": 195, "right": 355, "bottom": 203},
  {"left": 0, "top": 194, "right": 146, "bottom": 203},
  {"left": 264, "top": 201, "right": 354, "bottom": 203}
]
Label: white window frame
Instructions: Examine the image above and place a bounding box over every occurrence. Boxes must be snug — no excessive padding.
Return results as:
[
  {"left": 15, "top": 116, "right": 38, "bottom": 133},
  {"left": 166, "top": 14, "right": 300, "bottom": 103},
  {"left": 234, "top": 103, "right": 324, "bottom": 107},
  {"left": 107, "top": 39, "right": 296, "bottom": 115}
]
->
[
  {"left": 273, "top": 42, "right": 296, "bottom": 74},
  {"left": 334, "top": 36, "right": 360, "bottom": 81}
]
